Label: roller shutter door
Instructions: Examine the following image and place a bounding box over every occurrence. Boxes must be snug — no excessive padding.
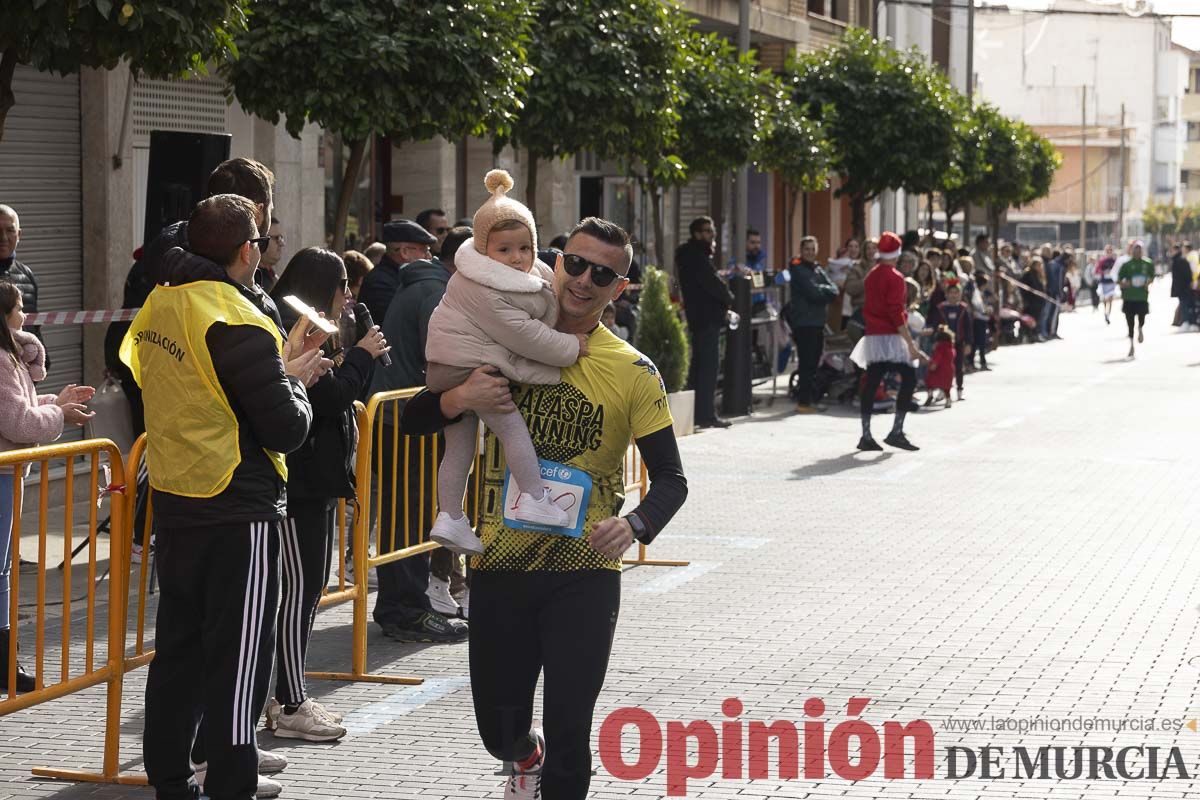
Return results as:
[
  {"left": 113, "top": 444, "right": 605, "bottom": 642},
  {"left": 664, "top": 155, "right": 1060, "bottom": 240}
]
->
[{"left": 0, "top": 65, "right": 83, "bottom": 394}]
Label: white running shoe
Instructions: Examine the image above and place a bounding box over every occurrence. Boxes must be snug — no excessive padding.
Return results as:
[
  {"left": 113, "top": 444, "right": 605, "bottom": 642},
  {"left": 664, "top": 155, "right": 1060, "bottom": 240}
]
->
[
  {"left": 504, "top": 728, "right": 544, "bottom": 799},
  {"left": 426, "top": 575, "right": 461, "bottom": 616},
  {"left": 270, "top": 698, "right": 347, "bottom": 742},
  {"left": 258, "top": 748, "right": 288, "bottom": 775},
  {"left": 344, "top": 558, "right": 378, "bottom": 588},
  {"left": 192, "top": 763, "right": 282, "bottom": 798},
  {"left": 266, "top": 696, "right": 343, "bottom": 730},
  {"left": 512, "top": 489, "right": 570, "bottom": 528},
  {"left": 430, "top": 512, "right": 485, "bottom": 555}
]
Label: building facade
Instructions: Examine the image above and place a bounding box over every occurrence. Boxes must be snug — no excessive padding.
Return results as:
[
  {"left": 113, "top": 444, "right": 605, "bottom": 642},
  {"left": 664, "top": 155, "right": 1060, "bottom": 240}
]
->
[{"left": 974, "top": 0, "right": 1183, "bottom": 249}]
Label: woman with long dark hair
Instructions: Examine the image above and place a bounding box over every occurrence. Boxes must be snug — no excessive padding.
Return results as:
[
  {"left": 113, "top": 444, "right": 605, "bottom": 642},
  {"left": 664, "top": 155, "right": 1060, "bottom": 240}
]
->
[
  {"left": 265, "top": 248, "right": 389, "bottom": 740},
  {"left": 0, "top": 282, "right": 94, "bottom": 691}
]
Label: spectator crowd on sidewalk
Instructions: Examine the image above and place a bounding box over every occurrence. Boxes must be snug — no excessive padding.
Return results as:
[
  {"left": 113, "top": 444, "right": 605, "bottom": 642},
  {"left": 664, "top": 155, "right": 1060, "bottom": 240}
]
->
[{"left": 1, "top": 158, "right": 1180, "bottom": 800}]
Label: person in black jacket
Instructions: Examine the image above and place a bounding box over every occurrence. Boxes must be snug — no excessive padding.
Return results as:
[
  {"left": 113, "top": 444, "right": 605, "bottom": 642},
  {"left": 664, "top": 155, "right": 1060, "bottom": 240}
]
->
[
  {"left": 262, "top": 248, "right": 388, "bottom": 743},
  {"left": 357, "top": 219, "right": 437, "bottom": 325},
  {"left": 676, "top": 216, "right": 734, "bottom": 429},
  {"left": 1170, "top": 243, "right": 1194, "bottom": 328},
  {"left": 786, "top": 237, "right": 840, "bottom": 412},
  {"left": 0, "top": 206, "right": 45, "bottom": 368},
  {"left": 131, "top": 195, "right": 326, "bottom": 800},
  {"left": 367, "top": 233, "right": 468, "bottom": 642}
]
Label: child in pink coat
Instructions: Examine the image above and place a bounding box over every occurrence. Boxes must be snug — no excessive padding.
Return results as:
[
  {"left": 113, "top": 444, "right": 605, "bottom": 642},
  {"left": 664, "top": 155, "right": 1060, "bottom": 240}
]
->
[
  {"left": 424, "top": 170, "right": 585, "bottom": 554},
  {"left": 0, "top": 282, "right": 93, "bottom": 691}
]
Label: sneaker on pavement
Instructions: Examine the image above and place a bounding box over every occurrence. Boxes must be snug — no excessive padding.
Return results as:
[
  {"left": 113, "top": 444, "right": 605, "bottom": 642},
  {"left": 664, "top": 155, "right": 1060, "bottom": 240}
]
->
[
  {"left": 345, "top": 558, "right": 378, "bottom": 589},
  {"left": 504, "top": 728, "right": 545, "bottom": 800},
  {"left": 266, "top": 696, "right": 343, "bottom": 730},
  {"left": 512, "top": 489, "right": 570, "bottom": 528},
  {"left": 192, "top": 763, "right": 282, "bottom": 798},
  {"left": 856, "top": 435, "right": 883, "bottom": 452},
  {"left": 883, "top": 432, "right": 920, "bottom": 451},
  {"left": 380, "top": 611, "right": 468, "bottom": 643},
  {"left": 430, "top": 512, "right": 484, "bottom": 555},
  {"left": 271, "top": 698, "right": 346, "bottom": 742},
  {"left": 427, "top": 575, "right": 462, "bottom": 617},
  {"left": 258, "top": 748, "right": 288, "bottom": 775}
]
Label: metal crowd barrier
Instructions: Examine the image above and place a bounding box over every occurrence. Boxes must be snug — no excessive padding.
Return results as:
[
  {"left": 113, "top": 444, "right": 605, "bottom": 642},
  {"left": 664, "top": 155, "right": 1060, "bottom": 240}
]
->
[
  {"left": 0, "top": 439, "right": 135, "bottom": 784},
  {"left": 620, "top": 441, "right": 689, "bottom": 569},
  {"left": 1, "top": 387, "right": 689, "bottom": 783}
]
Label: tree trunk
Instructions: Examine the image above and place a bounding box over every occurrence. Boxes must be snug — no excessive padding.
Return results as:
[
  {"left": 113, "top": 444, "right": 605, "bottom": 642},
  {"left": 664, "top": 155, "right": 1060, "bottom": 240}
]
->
[
  {"left": 650, "top": 182, "right": 666, "bottom": 271},
  {"left": 926, "top": 193, "right": 935, "bottom": 232},
  {"left": 786, "top": 185, "right": 799, "bottom": 258},
  {"left": 525, "top": 150, "right": 539, "bottom": 215},
  {"left": 331, "top": 138, "right": 367, "bottom": 253},
  {"left": 0, "top": 50, "right": 18, "bottom": 144},
  {"left": 850, "top": 193, "right": 866, "bottom": 240},
  {"left": 942, "top": 195, "right": 959, "bottom": 237}
]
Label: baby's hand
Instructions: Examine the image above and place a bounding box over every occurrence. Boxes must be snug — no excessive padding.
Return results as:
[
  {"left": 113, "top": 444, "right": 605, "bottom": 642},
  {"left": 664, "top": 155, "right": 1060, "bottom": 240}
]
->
[{"left": 575, "top": 334, "right": 590, "bottom": 359}]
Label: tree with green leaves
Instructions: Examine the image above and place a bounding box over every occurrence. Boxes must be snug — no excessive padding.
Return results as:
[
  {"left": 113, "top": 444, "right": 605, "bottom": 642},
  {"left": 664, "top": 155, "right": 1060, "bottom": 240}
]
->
[
  {"left": 787, "top": 28, "right": 958, "bottom": 238},
  {"left": 500, "top": 0, "right": 691, "bottom": 214},
  {"left": 754, "top": 99, "right": 831, "bottom": 257},
  {"left": 1, "top": 0, "right": 247, "bottom": 141},
  {"left": 634, "top": 265, "right": 690, "bottom": 393},
  {"left": 621, "top": 27, "right": 776, "bottom": 267},
  {"left": 224, "top": 0, "right": 535, "bottom": 250}
]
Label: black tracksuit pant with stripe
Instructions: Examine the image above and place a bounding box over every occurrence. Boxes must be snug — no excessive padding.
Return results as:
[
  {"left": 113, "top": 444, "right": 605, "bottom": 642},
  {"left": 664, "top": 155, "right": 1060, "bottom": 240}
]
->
[
  {"left": 144, "top": 521, "right": 280, "bottom": 800},
  {"left": 275, "top": 498, "right": 335, "bottom": 707}
]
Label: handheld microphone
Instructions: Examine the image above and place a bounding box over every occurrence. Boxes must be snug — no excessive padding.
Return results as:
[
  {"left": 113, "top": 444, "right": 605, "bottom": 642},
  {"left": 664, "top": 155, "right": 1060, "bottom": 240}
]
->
[{"left": 354, "top": 303, "right": 391, "bottom": 367}]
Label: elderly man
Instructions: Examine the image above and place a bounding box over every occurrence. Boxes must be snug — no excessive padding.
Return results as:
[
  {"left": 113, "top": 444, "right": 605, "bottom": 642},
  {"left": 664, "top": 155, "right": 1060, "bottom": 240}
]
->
[
  {"left": 357, "top": 220, "right": 437, "bottom": 323},
  {"left": 365, "top": 222, "right": 467, "bottom": 644},
  {"left": 401, "top": 217, "right": 688, "bottom": 800},
  {"left": 0, "top": 205, "right": 43, "bottom": 355}
]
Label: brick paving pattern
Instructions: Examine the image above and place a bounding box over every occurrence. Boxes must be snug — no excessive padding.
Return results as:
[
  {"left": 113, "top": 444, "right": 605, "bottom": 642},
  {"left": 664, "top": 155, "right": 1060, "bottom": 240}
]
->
[{"left": 2, "top": 285, "right": 1200, "bottom": 799}]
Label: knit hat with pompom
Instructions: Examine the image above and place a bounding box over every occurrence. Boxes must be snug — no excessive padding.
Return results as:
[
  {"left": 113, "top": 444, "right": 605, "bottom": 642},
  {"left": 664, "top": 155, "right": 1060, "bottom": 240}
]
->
[{"left": 472, "top": 169, "right": 537, "bottom": 254}]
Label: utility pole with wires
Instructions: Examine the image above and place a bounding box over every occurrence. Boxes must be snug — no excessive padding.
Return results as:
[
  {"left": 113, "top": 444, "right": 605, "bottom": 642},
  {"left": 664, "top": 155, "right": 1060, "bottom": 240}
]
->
[
  {"left": 1118, "top": 103, "right": 1126, "bottom": 246},
  {"left": 1081, "top": 86, "right": 1088, "bottom": 253}
]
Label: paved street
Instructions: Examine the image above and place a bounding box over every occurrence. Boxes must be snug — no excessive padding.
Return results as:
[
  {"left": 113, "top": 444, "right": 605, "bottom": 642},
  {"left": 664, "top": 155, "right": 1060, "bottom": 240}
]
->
[{"left": 4, "top": 284, "right": 1200, "bottom": 799}]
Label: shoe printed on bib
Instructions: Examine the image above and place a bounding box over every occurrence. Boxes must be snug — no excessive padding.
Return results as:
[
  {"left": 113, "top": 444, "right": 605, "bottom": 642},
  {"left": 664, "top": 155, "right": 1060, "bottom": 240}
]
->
[{"left": 511, "top": 488, "right": 570, "bottom": 528}]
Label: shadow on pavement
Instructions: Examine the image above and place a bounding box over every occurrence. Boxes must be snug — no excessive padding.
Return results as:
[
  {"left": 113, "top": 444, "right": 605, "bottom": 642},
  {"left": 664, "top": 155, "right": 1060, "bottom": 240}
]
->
[{"left": 788, "top": 451, "right": 893, "bottom": 480}]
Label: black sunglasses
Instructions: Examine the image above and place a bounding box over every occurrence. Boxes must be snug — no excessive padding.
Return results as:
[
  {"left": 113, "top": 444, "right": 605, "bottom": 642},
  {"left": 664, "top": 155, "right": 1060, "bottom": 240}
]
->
[
  {"left": 562, "top": 253, "right": 625, "bottom": 287},
  {"left": 247, "top": 235, "right": 271, "bottom": 254}
]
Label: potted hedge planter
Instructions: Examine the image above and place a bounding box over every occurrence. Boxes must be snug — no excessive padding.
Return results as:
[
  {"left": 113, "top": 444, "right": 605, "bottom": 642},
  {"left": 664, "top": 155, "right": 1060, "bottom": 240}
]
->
[{"left": 634, "top": 266, "right": 694, "bottom": 436}]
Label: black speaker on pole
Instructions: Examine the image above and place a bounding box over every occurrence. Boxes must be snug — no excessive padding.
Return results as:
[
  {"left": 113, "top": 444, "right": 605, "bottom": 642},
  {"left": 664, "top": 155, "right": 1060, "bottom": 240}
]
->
[{"left": 142, "top": 131, "right": 232, "bottom": 247}]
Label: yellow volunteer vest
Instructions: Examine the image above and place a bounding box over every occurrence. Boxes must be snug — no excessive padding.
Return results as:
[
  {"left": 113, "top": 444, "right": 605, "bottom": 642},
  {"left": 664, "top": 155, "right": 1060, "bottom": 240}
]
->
[{"left": 119, "top": 280, "right": 288, "bottom": 497}]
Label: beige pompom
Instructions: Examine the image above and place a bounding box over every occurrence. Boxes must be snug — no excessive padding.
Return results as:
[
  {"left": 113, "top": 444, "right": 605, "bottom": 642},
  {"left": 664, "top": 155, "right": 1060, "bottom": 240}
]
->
[{"left": 484, "top": 168, "right": 514, "bottom": 196}]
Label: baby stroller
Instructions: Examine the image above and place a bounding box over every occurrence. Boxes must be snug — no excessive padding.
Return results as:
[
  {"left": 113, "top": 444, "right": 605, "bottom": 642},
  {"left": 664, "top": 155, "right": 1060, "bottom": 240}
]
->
[{"left": 792, "top": 327, "right": 860, "bottom": 406}]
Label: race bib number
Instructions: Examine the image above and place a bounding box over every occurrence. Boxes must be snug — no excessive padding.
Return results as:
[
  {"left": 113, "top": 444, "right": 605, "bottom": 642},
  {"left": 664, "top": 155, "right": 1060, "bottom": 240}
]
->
[
  {"left": 1131, "top": 275, "right": 1147, "bottom": 288},
  {"left": 502, "top": 459, "right": 593, "bottom": 538}
]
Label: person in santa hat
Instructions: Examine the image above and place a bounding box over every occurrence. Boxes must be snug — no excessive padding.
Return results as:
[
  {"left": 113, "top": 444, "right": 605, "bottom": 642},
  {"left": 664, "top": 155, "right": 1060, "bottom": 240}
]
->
[{"left": 850, "top": 231, "right": 927, "bottom": 451}]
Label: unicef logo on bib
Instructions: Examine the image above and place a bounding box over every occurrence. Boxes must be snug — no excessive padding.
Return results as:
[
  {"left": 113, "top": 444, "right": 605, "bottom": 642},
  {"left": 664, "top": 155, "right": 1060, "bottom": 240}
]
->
[{"left": 502, "top": 458, "right": 593, "bottom": 538}]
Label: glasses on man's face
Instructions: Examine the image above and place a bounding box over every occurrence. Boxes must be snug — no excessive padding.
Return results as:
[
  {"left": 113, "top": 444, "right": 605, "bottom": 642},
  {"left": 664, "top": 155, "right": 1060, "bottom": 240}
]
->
[
  {"left": 247, "top": 236, "right": 271, "bottom": 254},
  {"left": 562, "top": 253, "right": 624, "bottom": 288}
]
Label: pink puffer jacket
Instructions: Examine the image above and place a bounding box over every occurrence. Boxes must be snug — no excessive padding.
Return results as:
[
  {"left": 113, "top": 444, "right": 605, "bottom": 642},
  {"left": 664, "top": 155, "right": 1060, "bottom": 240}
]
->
[
  {"left": 0, "top": 330, "right": 64, "bottom": 467},
  {"left": 425, "top": 240, "right": 580, "bottom": 385}
]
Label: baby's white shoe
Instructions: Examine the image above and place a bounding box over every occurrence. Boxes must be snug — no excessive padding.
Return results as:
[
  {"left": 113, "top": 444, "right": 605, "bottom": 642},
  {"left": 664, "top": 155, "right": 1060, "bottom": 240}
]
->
[{"left": 431, "top": 512, "right": 484, "bottom": 555}]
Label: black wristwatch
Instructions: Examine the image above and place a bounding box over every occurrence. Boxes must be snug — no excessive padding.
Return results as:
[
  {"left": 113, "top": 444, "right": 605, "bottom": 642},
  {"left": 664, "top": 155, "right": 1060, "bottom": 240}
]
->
[{"left": 624, "top": 512, "right": 650, "bottom": 545}]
